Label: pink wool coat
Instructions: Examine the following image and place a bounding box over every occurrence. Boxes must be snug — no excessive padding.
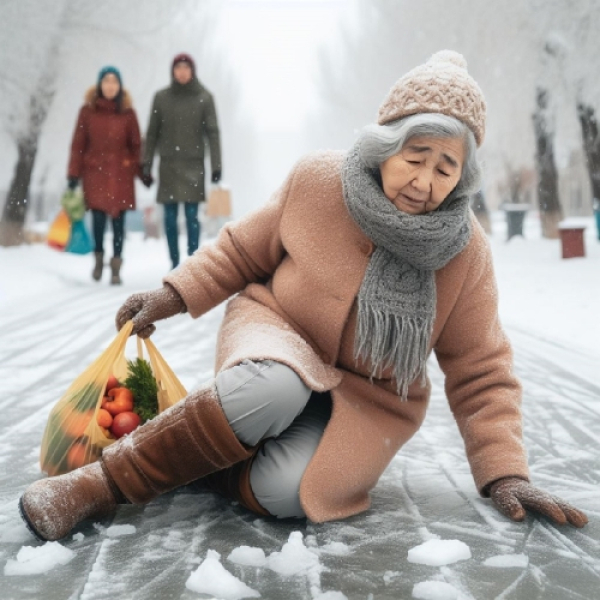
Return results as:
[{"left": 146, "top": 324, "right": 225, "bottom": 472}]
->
[{"left": 165, "top": 151, "right": 530, "bottom": 523}]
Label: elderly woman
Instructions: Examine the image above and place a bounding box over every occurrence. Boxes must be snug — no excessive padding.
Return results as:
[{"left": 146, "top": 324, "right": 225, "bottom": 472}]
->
[{"left": 21, "top": 51, "right": 587, "bottom": 541}]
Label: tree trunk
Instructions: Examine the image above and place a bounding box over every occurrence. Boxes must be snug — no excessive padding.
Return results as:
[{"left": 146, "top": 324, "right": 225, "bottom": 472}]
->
[
  {"left": 470, "top": 190, "right": 492, "bottom": 234},
  {"left": 0, "top": 139, "right": 37, "bottom": 246},
  {"left": 577, "top": 101, "right": 600, "bottom": 207},
  {"left": 532, "top": 88, "right": 562, "bottom": 238}
]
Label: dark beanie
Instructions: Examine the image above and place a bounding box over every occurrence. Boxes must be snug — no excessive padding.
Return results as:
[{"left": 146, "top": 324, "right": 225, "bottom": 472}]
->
[
  {"left": 97, "top": 65, "right": 122, "bottom": 86},
  {"left": 172, "top": 53, "right": 196, "bottom": 77}
]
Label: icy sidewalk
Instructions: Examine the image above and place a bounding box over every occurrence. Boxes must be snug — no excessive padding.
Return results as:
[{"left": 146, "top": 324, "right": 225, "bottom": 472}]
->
[{"left": 0, "top": 227, "right": 599, "bottom": 599}]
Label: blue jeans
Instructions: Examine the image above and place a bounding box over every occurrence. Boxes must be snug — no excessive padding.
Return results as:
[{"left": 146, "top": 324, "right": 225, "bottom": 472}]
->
[{"left": 164, "top": 202, "right": 201, "bottom": 268}]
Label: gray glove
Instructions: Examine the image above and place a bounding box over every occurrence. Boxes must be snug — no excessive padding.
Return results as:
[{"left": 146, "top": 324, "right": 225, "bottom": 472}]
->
[
  {"left": 115, "top": 284, "right": 186, "bottom": 338},
  {"left": 490, "top": 477, "right": 588, "bottom": 527}
]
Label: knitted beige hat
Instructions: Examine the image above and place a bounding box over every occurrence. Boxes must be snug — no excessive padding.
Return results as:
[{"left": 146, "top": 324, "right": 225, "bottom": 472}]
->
[{"left": 377, "top": 50, "right": 486, "bottom": 146}]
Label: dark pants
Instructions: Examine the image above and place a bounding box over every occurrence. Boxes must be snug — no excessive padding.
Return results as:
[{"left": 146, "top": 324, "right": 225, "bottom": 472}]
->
[
  {"left": 92, "top": 210, "right": 125, "bottom": 257},
  {"left": 164, "top": 202, "right": 200, "bottom": 268}
]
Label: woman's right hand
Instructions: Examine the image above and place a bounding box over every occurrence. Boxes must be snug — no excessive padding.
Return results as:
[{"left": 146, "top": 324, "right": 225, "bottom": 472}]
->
[{"left": 115, "top": 284, "right": 186, "bottom": 338}]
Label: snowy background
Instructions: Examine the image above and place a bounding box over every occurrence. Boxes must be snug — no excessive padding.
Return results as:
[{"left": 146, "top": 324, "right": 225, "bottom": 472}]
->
[
  {"left": 0, "top": 212, "right": 598, "bottom": 599},
  {"left": 2, "top": 0, "right": 600, "bottom": 598}
]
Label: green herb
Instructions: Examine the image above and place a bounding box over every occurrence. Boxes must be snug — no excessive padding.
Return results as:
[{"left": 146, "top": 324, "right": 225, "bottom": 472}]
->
[{"left": 124, "top": 358, "right": 159, "bottom": 423}]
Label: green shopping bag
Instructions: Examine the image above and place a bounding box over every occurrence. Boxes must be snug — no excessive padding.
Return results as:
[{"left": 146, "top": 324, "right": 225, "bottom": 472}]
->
[{"left": 60, "top": 188, "right": 86, "bottom": 222}]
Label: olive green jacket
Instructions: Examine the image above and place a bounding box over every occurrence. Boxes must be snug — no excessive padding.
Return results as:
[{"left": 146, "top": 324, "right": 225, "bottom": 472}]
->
[{"left": 143, "top": 78, "right": 221, "bottom": 204}]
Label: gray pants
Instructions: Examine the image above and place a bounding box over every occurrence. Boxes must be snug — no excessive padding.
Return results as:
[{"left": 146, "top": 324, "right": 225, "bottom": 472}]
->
[{"left": 215, "top": 360, "right": 331, "bottom": 519}]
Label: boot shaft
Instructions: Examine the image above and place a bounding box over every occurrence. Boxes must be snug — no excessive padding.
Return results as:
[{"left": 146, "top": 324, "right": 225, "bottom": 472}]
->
[
  {"left": 102, "top": 382, "right": 253, "bottom": 504},
  {"left": 109, "top": 257, "right": 122, "bottom": 285},
  {"left": 92, "top": 251, "right": 104, "bottom": 281}
]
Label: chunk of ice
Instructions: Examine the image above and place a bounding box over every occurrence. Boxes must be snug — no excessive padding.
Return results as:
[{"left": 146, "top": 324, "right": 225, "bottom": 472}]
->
[
  {"left": 4, "top": 542, "right": 75, "bottom": 575},
  {"left": 186, "top": 549, "right": 260, "bottom": 599},
  {"left": 407, "top": 539, "right": 471, "bottom": 566}
]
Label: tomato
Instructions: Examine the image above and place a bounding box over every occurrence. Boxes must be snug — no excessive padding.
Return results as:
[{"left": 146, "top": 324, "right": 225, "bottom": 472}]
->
[
  {"left": 110, "top": 411, "right": 141, "bottom": 438},
  {"left": 104, "top": 387, "right": 134, "bottom": 415},
  {"left": 62, "top": 410, "right": 94, "bottom": 438},
  {"left": 96, "top": 408, "right": 113, "bottom": 428},
  {"left": 106, "top": 374, "right": 120, "bottom": 392},
  {"left": 67, "top": 442, "right": 89, "bottom": 470}
]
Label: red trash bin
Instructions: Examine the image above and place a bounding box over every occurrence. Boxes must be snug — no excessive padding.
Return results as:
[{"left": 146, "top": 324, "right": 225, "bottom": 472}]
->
[{"left": 558, "top": 220, "right": 586, "bottom": 259}]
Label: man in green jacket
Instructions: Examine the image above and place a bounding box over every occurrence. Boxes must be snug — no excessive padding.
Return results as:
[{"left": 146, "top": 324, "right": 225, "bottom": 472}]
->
[{"left": 142, "top": 53, "right": 222, "bottom": 269}]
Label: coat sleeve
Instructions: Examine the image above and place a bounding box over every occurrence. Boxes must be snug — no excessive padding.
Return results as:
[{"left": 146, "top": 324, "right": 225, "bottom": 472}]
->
[
  {"left": 142, "top": 94, "right": 161, "bottom": 171},
  {"left": 128, "top": 110, "right": 142, "bottom": 177},
  {"left": 434, "top": 233, "right": 529, "bottom": 496},
  {"left": 202, "top": 92, "right": 221, "bottom": 173},
  {"left": 164, "top": 166, "right": 296, "bottom": 318},
  {"left": 67, "top": 107, "right": 88, "bottom": 178}
]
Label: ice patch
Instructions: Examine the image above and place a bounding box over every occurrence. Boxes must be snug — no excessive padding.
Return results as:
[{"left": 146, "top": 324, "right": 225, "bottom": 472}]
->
[
  {"left": 319, "top": 541, "right": 351, "bottom": 556},
  {"left": 72, "top": 532, "right": 85, "bottom": 542},
  {"left": 483, "top": 553, "right": 529, "bottom": 568},
  {"left": 228, "top": 545, "right": 267, "bottom": 567},
  {"left": 313, "top": 591, "right": 348, "bottom": 600},
  {"left": 104, "top": 524, "right": 136, "bottom": 538},
  {"left": 412, "top": 580, "right": 459, "bottom": 600},
  {"left": 4, "top": 542, "right": 75, "bottom": 575},
  {"left": 186, "top": 549, "right": 260, "bottom": 599},
  {"left": 407, "top": 539, "right": 471, "bottom": 566}
]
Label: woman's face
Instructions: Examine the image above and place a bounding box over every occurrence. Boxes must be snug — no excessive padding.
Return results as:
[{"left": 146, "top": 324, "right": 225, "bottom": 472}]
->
[
  {"left": 173, "top": 62, "right": 193, "bottom": 84},
  {"left": 100, "top": 73, "right": 120, "bottom": 100},
  {"left": 379, "top": 136, "right": 465, "bottom": 214}
]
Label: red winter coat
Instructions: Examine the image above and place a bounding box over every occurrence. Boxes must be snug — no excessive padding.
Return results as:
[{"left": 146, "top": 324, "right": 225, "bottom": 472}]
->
[{"left": 68, "top": 88, "right": 141, "bottom": 218}]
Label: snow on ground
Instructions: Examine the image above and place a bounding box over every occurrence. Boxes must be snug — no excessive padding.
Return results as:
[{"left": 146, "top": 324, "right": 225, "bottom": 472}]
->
[{"left": 0, "top": 211, "right": 599, "bottom": 599}]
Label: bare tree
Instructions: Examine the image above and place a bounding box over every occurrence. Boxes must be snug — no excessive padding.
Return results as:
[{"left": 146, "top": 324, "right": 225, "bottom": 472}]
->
[
  {"left": 532, "top": 88, "right": 562, "bottom": 238},
  {"left": 577, "top": 102, "right": 600, "bottom": 206},
  {"left": 0, "top": 0, "right": 186, "bottom": 246}
]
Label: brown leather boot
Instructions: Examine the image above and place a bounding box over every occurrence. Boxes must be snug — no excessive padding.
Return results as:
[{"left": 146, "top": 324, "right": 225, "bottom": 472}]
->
[
  {"left": 203, "top": 453, "right": 270, "bottom": 517},
  {"left": 92, "top": 251, "right": 104, "bottom": 281},
  {"left": 19, "top": 461, "right": 122, "bottom": 541},
  {"left": 109, "top": 257, "right": 122, "bottom": 285},
  {"left": 100, "top": 382, "right": 253, "bottom": 504},
  {"left": 20, "top": 383, "right": 253, "bottom": 540}
]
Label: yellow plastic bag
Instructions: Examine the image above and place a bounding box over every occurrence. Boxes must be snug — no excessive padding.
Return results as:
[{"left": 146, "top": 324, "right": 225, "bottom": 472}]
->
[
  {"left": 46, "top": 209, "right": 71, "bottom": 251},
  {"left": 40, "top": 321, "right": 187, "bottom": 476}
]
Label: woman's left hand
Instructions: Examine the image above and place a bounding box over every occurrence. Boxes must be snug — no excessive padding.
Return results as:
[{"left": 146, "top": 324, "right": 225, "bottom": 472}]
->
[{"left": 490, "top": 477, "right": 588, "bottom": 527}]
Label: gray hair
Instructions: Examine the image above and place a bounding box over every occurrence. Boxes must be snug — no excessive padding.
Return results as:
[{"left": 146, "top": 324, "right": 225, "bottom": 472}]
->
[{"left": 358, "top": 113, "right": 482, "bottom": 201}]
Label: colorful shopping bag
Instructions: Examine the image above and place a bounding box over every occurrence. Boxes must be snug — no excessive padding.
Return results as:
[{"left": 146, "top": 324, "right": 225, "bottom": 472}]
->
[
  {"left": 65, "top": 219, "right": 93, "bottom": 254},
  {"left": 39, "top": 321, "right": 187, "bottom": 476},
  {"left": 46, "top": 209, "right": 71, "bottom": 251},
  {"left": 60, "top": 189, "right": 86, "bottom": 222}
]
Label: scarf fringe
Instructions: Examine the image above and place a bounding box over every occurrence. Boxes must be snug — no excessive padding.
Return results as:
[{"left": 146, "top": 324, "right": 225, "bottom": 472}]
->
[{"left": 355, "top": 298, "right": 432, "bottom": 400}]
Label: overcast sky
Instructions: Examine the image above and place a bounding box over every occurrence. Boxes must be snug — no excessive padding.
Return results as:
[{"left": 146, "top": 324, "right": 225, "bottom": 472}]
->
[{"left": 217, "top": 0, "right": 348, "bottom": 132}]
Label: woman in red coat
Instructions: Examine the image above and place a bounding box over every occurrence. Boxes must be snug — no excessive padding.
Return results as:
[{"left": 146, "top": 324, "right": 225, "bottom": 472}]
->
[{"left": 68, "top": 66, "right": 142, "bottom": 284}]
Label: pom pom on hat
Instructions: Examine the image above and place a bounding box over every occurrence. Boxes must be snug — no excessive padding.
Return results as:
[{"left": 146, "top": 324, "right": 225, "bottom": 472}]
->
[
  {"left": 428, "top": 50, "right": 468, "bottom": 69},
  {"left": 377, "top": 49, "right": 486, "bottom": 146}
]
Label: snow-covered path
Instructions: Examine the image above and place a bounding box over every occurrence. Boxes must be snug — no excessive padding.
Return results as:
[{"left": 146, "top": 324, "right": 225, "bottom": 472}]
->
[{"left": 1, "top": 220, "right": 599, "bottom": 599}]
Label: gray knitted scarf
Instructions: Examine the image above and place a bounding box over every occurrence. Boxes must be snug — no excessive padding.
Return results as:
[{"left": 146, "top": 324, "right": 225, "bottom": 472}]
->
[{"left": 342, "top": 142, "right": 472, "bottom": 398}]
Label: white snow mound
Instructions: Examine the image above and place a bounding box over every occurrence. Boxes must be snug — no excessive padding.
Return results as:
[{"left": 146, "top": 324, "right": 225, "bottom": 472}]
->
[
  {"left": 186, "top": 549, "right": 260, "bottom": 599},
  {"left": 4, "top": 542, "right": 75, "bottom": 575},
  {"left": 266, "top": 531, "right": 320, "bottom": 576},
  {"left": 484, "top": 553, "right": 529, "bottom": 568},
  {"left": 412, "top": 580, "right": 459, "bottom": 600},
  {"left": 228, "top": 545, "right": 267, "bottom": 567},
  {"left": 407, "top": 539, "right": 471, "bottom": 566}
]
